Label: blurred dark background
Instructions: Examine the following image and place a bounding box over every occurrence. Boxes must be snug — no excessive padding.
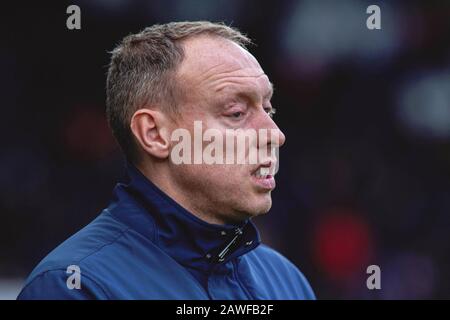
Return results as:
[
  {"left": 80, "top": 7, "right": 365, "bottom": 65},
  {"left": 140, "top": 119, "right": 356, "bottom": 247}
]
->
[{"left": 1, "top": 0, "right": 450, "bottom": 299}]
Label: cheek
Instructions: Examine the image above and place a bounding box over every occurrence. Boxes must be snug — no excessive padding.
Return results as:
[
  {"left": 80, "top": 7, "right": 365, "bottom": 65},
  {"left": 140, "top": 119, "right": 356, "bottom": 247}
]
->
[
  {"left": 185, "top": 164, "right": 250, "bottom": 191},
  {"left": 203, "top": 165, "right": 248, "bottom": 186}
]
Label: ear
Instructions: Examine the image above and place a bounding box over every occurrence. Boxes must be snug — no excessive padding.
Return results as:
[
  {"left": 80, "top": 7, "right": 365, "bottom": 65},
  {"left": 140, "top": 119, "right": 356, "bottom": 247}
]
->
[{"left": 130, "top": 108, "right": 171, "bottom": 160}]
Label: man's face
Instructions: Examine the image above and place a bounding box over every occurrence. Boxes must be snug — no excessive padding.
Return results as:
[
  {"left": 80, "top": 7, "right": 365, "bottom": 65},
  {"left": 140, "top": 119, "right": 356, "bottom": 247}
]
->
[{"left": 167, "top": 36, "right": 285, "bottom": 224}]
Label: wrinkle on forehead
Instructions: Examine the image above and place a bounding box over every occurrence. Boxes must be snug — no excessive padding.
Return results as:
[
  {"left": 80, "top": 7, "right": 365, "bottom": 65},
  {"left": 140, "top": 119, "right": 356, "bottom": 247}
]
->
[
  {"left": 178, "top": 36, "right": 267, "bottom": 92},
  {"left": 202, "top": 68, "right": 268, "bottom": 92}
]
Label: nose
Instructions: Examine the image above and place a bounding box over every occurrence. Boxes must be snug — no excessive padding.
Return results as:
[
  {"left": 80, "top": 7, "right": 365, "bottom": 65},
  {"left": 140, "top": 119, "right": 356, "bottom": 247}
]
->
[{"left": 256, "top": 109, "right": 286, "bottom": 148}]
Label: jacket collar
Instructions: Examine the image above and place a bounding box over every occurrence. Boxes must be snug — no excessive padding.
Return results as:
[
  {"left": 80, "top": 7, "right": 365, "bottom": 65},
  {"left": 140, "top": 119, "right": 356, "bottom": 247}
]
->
[{"left": 109, "top": 162, "right": 261, "bottom": 273}]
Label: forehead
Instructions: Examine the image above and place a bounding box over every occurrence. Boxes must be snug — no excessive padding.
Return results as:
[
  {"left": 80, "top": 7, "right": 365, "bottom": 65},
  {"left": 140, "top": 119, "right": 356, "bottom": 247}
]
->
[{"left": 177, "top": 36, "right": 271, "bottom": 98}]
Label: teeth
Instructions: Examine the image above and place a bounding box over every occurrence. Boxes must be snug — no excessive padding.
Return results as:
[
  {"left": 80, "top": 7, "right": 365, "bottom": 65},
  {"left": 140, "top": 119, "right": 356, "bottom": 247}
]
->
[{"left": 255, "top": 167, "right": 270, "bottom": 178}]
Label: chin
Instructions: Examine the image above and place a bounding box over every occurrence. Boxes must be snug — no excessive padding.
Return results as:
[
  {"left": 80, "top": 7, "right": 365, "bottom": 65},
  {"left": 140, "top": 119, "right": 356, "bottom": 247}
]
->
[
  {"left": 224, "top": 196, "right": 272, "bottom": 223},
  {"left": 245, "top": 195, "right": 273, "bottom": 217}
]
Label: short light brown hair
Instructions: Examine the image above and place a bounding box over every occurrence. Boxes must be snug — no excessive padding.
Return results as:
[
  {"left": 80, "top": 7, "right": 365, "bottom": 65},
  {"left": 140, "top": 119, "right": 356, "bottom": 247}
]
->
[{"left": 106, "top": 21, "right": 252, "bottom": 162}]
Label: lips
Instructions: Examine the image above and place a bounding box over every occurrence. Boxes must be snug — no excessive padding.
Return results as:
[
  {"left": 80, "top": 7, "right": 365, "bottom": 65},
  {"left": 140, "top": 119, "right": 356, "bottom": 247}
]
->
[
  {"left": 251, "top": 160, "right": 276, "bottom": 176},
  {"left": 251, "top": 162, "right": 276, "bottom": 190}
]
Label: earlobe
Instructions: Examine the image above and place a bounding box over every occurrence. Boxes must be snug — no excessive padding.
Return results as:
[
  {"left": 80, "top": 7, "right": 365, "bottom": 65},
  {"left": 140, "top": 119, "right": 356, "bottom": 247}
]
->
[{"left": 130, "top": 109, "right": 170, "bottom": 159}]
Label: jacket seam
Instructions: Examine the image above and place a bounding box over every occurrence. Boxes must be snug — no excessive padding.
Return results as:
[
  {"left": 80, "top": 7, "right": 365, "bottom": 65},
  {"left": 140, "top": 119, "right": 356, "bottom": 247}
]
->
[
  {"left": 20, "top": 268, "right": 110, "bottom": 299},
  {"left": 233, "top": 259, "right": 255, "bottom": 300},
  {"left": 34, "top": 218, "right": 130, "bottom": 298},
  {"left": 76, "top": 224, "right": 130, "bottom": 266}
]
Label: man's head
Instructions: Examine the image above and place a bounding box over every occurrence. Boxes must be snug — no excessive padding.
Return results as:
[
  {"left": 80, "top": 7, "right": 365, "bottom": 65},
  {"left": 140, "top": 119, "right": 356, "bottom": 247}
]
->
[{"left": 106, "top": 21, "right": 285, "bottom": 225}]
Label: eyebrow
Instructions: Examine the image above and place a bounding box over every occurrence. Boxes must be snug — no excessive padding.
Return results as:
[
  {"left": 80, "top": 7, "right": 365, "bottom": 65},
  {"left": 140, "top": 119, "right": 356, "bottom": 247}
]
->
[{"left": 217, "top": 81, "right": 274, "bottom": 104}]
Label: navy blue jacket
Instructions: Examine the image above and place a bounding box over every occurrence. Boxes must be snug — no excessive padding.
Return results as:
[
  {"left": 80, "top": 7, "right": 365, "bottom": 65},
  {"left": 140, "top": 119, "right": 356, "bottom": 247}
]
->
[{"left": 17, "top": 164, "right": 315, "bottom": 300}]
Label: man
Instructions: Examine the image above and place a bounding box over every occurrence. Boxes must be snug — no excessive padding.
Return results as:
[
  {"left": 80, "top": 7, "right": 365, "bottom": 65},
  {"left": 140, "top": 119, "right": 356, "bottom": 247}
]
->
[{"left": 18, "top": 21, "right": 315, "bottom": 299}]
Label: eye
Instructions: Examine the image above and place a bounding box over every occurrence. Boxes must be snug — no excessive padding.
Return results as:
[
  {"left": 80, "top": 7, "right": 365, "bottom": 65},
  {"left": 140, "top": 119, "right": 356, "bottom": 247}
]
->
[
  {"left": 224, "top": 104, "right": 247, "bottom": 121},
  {"left": 231, "top": 111, "right": 244, "bottom": 118}
]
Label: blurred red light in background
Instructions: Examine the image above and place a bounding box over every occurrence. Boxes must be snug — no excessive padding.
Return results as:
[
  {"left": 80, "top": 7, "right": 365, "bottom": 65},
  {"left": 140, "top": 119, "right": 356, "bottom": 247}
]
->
[
  {"left": 313, "top": 208, "right": 374, "bottom": 283},
  {"left": 63, "top": 106, "right": 117, "bottom": 160}
]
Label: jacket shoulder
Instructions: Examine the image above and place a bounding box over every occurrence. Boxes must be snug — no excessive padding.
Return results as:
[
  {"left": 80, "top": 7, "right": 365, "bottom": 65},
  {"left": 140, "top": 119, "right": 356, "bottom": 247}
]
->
[
  {"left": 18, "top": 209, "right": 205, "bottom": 299},
  {"left": 252, "top": 244, "right": 303, "bottom": 271},
  {"left": 243, "top": 244, "right": 316, "bottom": 299},
  {"left": 17, "top": 268, "right": 108, "bottom": 300},
  {"left": 18, "top": 210, "right": 129, "bottom": 299}
]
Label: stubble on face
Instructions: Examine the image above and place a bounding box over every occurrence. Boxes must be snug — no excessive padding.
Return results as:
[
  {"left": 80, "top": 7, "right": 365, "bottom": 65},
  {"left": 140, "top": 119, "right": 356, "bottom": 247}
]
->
[{"left": 165, "top": 35, "right": 284, "bottom": 225}]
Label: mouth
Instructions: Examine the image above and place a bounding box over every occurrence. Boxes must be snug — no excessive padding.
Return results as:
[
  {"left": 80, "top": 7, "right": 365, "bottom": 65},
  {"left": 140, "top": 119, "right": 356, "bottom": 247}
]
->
[{"left": 251, "top": 163, "right": 276, "bottom": 190}]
